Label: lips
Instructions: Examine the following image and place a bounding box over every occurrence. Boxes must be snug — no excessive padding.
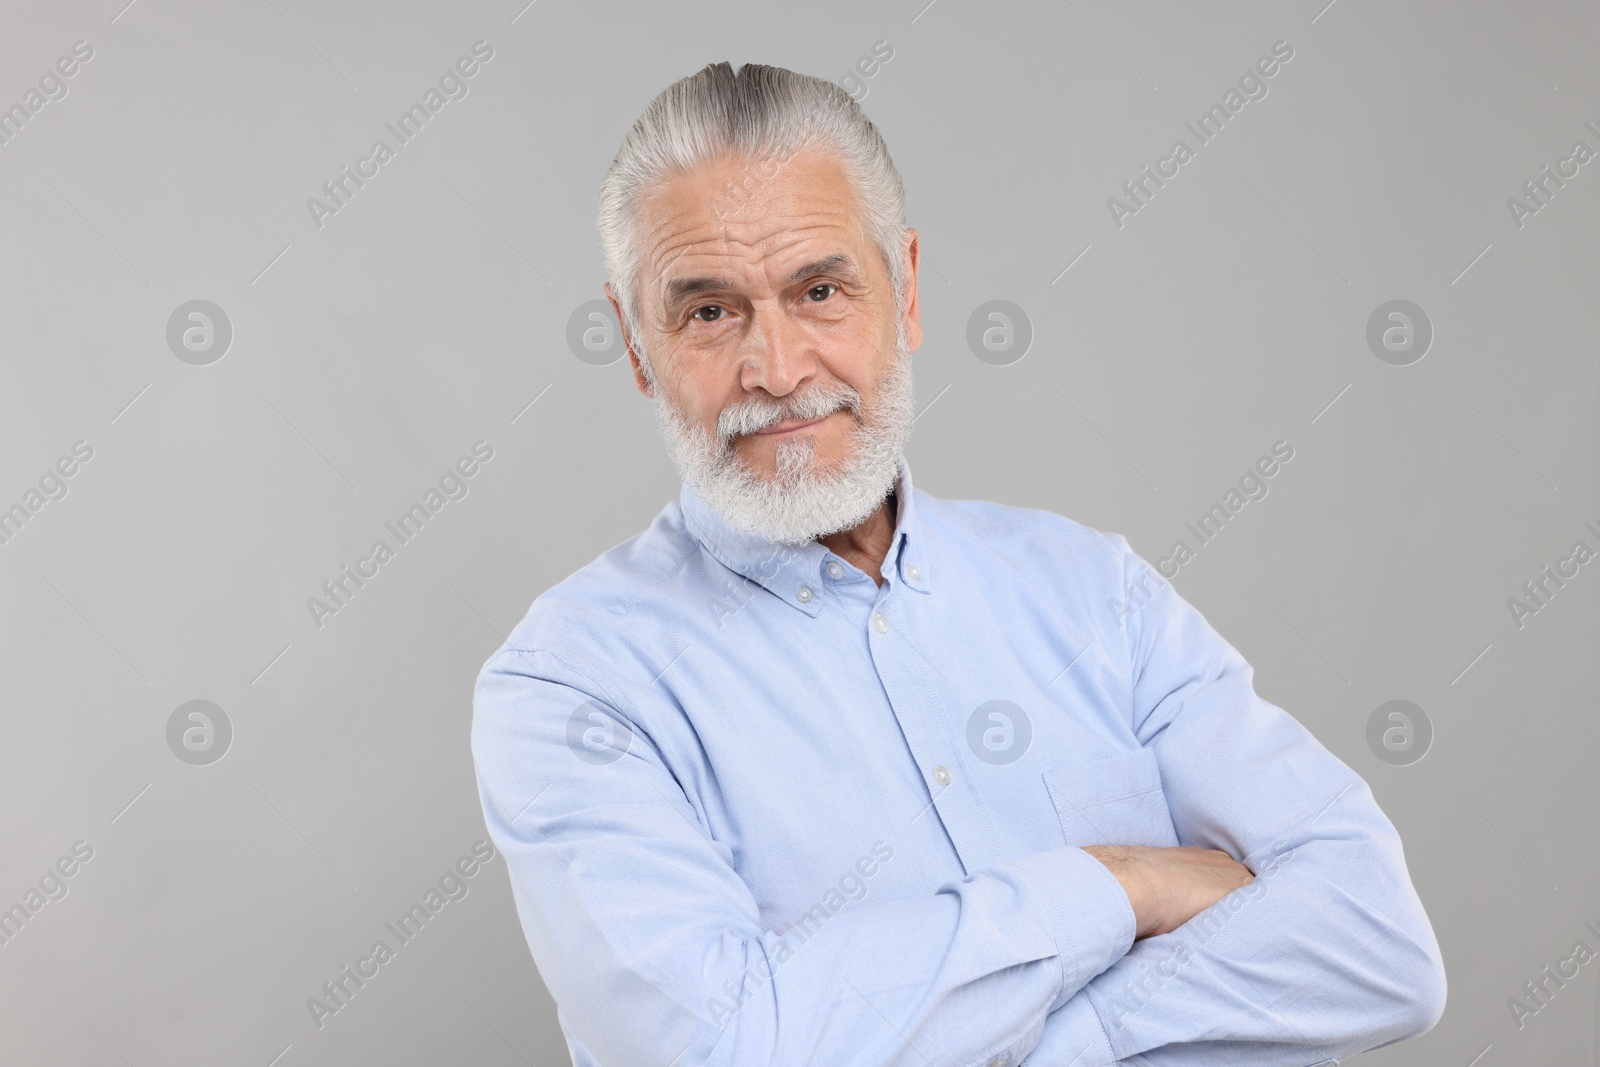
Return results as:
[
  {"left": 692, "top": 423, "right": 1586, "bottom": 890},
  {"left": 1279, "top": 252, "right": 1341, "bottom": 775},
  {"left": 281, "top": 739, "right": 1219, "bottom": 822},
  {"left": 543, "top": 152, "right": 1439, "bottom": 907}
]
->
[{"left": 755, "top": 414, "right": 829, "bottom": 436}]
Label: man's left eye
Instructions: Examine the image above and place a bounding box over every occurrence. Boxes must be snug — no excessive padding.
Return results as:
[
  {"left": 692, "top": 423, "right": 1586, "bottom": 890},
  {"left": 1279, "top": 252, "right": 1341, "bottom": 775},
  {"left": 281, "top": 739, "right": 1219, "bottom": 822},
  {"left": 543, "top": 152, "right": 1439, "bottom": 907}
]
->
[{"left": 805, "top": 284, "right": 837, "bottom": 302}]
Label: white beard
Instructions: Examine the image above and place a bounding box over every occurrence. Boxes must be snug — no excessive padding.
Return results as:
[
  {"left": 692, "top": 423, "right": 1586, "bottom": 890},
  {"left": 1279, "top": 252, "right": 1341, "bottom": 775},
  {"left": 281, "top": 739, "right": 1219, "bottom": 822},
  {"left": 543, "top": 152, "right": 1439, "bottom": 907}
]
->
[{"left": 652, "top": 323, "right": 916, "bottom": 545}]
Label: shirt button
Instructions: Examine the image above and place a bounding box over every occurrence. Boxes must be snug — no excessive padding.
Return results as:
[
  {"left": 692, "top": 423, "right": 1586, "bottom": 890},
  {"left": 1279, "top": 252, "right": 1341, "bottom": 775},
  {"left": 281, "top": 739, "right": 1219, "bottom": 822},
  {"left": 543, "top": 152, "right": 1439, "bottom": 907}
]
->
[
  {"left": 933, "top": 765, "right": 952, "bottom": 786},
  {"left": 872, "top": 613, "right": 889, "bottom": 633},
  {"left": 907, "top": 564, "right": 921, "bottom": 580},
  {"left": 797, "top": 586, "right": 813, "bottom": 603},
  {"left": 825, "top": 561, "right": 844, "bottom": 579}
]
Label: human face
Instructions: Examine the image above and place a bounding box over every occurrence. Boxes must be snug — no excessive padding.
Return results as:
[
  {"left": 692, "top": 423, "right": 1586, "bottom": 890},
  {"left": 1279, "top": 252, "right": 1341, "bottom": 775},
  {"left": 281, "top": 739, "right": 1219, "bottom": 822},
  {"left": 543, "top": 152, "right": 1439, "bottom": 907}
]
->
[{"left": 611, "top": 149, "right": 921, "bottom": 483}]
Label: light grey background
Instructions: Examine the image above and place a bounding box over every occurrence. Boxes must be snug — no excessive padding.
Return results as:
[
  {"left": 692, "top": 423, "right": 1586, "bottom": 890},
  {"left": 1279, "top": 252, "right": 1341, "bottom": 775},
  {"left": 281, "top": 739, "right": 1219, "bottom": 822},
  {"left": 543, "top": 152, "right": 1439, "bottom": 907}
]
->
[{"left": 1, "top": 0, "right": 1596, "bottom": 1063}]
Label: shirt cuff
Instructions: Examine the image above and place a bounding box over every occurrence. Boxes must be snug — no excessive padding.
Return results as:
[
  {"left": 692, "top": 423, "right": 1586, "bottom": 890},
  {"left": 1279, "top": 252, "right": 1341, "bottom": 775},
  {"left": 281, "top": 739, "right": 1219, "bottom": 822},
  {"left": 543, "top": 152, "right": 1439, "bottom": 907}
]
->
[{"left": 1006, "top": 844, "right": 1137, "bottom": 1009}]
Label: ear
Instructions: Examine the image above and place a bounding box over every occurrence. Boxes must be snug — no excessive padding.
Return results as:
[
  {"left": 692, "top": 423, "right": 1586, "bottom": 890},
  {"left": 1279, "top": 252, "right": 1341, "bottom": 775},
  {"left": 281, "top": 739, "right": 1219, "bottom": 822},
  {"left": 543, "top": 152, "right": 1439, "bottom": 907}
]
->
[
  {"left": 605, "top": 282, "right": 653, "bottom": 397},
  {"left": 899, "top": 228, "right": 922, "bottom": 353}
]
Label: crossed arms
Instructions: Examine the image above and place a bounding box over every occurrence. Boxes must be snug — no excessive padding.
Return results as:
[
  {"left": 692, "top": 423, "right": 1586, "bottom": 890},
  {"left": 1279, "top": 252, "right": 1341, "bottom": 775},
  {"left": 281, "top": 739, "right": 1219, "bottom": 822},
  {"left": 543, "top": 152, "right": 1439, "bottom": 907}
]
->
[{"left": 471, "top": 547, "right": 1446, "bottom": 1066}]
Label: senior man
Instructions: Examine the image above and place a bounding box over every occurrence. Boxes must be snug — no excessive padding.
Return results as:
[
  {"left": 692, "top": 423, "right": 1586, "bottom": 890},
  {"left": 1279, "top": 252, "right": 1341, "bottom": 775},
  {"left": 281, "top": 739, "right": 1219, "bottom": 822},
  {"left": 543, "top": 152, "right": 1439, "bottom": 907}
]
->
[{"left": 472, "top": 62, "right": 1445, "bottom": 1066}]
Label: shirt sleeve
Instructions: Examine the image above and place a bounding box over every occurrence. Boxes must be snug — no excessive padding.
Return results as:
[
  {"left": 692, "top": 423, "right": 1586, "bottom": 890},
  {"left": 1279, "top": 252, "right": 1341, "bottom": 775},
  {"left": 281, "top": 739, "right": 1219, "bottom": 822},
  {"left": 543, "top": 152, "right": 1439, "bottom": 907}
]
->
[
  {"left": 472, "top": 645, "right": 1137, "bottom": 1067},
  {"left": 1036, "top": 536, "right": 1447, "bottom": 1066}
]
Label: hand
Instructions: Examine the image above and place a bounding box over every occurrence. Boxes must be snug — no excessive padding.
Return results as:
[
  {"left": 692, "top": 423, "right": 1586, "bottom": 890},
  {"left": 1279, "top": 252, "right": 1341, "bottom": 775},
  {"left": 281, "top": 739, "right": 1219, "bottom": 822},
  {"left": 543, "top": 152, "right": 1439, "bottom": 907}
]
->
[{"left": 1082, "top": 844, "right": 1255, "bottom": 940}]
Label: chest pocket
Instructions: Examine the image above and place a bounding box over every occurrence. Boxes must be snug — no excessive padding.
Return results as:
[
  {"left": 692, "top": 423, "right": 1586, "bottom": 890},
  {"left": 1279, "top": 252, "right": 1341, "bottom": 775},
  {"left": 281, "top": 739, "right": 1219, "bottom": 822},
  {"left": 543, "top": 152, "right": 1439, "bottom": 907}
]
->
[{"left": 1042, "top": 746, "right": 1179, "bottom": 849}]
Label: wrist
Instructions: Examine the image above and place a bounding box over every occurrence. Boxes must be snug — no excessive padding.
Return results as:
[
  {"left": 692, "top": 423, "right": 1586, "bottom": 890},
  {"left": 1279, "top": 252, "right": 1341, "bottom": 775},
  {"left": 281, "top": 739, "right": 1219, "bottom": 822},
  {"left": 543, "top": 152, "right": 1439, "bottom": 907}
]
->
[{"left": 1084, "top": 845, "right": 1164, "bottom": 939}]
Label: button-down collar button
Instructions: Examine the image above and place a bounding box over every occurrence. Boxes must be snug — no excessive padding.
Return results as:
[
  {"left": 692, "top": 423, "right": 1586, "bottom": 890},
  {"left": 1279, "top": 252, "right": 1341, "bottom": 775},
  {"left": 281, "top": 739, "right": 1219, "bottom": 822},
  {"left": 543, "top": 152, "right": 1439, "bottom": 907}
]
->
[
  {"left": 797, "top": 586, "right": 813, "bottom": 603},
  {"left": 872, "top": 613, "right": 889, "bottom": 633},
  {"left": 825, "top": 561, "right": 844, "bottom": 579},
  {"left": 933, "top": 765, "right": 952, "bottom": 786},
  {"left": 907, "top": 564, "right": 922, "bottom": 580}
]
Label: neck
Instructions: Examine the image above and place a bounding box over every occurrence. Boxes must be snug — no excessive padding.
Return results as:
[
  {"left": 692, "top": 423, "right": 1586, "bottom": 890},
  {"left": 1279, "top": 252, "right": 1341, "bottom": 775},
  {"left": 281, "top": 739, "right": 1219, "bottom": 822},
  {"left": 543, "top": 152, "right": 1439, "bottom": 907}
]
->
[{"left": 818, "top": 490, "right": 897, "bottom": 587}]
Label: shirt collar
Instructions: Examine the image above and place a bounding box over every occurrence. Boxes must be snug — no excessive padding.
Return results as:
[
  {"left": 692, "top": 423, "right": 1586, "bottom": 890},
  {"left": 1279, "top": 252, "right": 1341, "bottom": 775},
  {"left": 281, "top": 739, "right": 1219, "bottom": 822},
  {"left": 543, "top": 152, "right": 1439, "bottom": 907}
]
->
[{"left": 678, "top": 455, "right": 931, "bottom": 615}]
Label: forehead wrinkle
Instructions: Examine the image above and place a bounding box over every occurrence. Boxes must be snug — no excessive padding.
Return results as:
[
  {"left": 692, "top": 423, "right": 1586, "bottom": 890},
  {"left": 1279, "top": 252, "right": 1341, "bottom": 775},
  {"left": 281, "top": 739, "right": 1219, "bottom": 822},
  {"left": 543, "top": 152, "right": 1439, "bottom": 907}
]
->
[
  {"left": 647, "top": 219, "right": 867, "bottom": 313},
  {"left": 632, "top": 145, "right": 874, "bottom": 284},
  {"left": 647, "top": 205, "right": 855, "bottom": 263}
]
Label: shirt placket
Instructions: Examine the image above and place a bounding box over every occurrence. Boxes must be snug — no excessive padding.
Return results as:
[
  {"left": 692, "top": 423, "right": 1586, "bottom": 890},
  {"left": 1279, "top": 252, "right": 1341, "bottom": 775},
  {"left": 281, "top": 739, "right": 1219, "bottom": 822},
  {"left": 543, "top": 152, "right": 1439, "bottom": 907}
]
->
[{"left": 863, "top": 576, "right": 1000, "bottom": 877}]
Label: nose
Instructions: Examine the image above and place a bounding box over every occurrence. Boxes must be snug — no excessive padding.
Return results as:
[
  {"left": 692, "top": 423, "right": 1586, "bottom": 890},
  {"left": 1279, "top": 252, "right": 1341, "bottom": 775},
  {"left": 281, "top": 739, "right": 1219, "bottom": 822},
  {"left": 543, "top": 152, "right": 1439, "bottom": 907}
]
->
[{"left": 739, "top": 307, "right": 818, "bottom": 400}]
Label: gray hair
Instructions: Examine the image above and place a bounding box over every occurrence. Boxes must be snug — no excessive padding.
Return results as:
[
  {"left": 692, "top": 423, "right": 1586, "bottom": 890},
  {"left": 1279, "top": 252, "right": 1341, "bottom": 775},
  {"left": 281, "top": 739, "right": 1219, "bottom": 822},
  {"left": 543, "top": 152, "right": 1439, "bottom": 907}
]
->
[{"left": 597, "top": 62, "right": 908, "bottom": 377}]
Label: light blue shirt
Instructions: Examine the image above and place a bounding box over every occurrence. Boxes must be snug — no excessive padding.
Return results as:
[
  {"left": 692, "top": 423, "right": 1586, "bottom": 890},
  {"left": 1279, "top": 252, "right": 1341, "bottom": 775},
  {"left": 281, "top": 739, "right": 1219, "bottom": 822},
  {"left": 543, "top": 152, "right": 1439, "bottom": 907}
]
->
[{"left": 472, "top": 457, "right": 1445, "bottom": 1066}]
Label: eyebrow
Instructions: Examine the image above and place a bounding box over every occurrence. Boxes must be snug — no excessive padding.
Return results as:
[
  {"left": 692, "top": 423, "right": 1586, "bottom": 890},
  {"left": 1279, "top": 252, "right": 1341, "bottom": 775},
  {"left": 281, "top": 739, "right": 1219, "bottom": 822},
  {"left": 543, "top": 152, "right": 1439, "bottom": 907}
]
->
[
  {"left": 786, "top": 254, "right": 860, "bottom": 286},
  {"left": 660, "top": 254, "right": 863, "bottom": 313}
]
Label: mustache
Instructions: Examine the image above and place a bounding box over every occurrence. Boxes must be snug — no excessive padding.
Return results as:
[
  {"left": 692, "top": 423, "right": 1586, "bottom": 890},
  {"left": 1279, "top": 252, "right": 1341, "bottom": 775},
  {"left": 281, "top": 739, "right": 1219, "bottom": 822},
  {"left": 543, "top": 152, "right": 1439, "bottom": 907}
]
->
[{"left": 715, "top": 381, "right": 862, "bottom": 441}]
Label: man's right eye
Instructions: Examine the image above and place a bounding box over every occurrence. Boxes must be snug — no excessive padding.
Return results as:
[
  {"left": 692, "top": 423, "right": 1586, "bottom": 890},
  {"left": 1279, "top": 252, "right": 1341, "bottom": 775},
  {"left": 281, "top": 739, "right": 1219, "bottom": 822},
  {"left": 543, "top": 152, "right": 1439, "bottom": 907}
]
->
[{"left": 691, "top": 305, "right": 725, "bottom": 322}]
